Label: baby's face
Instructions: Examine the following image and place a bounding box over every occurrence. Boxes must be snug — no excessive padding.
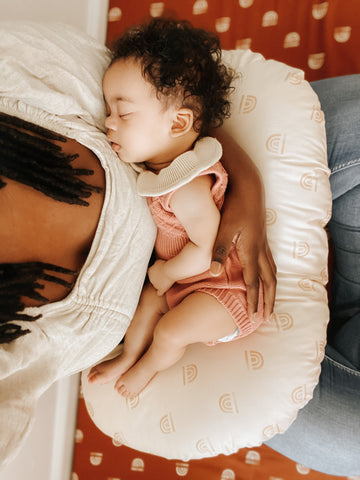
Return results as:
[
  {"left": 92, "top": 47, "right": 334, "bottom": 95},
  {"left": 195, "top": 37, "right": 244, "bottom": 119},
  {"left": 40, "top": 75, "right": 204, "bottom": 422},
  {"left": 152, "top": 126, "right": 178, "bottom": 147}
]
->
[{"left": 103, "top": 58, "right": 176, "bottom": 168}]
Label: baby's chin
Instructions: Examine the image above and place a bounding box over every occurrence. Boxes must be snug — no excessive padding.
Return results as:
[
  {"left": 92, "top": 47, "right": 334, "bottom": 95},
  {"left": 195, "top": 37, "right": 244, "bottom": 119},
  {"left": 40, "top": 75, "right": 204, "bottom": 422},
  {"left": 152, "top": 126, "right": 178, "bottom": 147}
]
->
[
  {"left": 116, "top": 151, "right": 139, "bottom": 166},
  {"left": 110, "top": 144, "right": 131, "bottom": 163}
]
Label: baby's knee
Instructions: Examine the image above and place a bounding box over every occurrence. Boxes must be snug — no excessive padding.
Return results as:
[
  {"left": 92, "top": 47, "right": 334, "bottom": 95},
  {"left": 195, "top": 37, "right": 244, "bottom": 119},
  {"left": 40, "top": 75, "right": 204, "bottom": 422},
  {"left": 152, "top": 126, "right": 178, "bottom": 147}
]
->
[
  {"left": 153, "top": 318, "right": 182, "bottom": 350},
  {"left": 139, "top": 282, "right": 168, "bottom": 313}
]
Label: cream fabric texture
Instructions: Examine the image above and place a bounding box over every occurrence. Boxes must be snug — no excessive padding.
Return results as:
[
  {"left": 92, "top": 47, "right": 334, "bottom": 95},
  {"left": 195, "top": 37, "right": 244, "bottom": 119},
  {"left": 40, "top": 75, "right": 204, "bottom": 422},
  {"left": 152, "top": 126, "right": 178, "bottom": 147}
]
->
[
  {"left": 0, "top": 22, "right": 156, "bottom": 467},
  {"left": 82, "top": 49, "right": 331, "bottom": 460}
]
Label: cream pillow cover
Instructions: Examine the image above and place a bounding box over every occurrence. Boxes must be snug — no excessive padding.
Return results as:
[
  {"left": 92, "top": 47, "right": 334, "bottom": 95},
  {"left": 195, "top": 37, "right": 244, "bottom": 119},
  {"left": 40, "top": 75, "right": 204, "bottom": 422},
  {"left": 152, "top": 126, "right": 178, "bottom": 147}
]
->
[{"left": 82, "top": 49, "right": 332, "bottom": 460}]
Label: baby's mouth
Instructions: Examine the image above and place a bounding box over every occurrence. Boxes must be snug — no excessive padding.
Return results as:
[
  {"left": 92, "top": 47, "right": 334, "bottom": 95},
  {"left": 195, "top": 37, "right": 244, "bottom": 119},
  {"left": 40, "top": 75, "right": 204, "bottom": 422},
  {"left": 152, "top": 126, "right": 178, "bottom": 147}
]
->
[{"left": 110, "top": 140, "right": 121, "bottom": 152}]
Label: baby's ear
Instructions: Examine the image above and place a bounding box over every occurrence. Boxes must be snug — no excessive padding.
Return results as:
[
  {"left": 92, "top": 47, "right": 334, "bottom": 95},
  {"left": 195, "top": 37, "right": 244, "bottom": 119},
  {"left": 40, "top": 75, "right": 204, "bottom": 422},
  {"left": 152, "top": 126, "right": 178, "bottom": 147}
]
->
[{"left": 170, "top": 108, "right": 194, "bottom": 137}]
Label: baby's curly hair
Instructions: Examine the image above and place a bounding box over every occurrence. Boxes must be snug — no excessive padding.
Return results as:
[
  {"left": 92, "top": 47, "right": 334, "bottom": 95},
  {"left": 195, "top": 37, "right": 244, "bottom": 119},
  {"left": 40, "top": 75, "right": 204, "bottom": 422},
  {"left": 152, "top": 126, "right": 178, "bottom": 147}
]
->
[{"left": 110, "top": 17, "right": 235, "bottom": 137}]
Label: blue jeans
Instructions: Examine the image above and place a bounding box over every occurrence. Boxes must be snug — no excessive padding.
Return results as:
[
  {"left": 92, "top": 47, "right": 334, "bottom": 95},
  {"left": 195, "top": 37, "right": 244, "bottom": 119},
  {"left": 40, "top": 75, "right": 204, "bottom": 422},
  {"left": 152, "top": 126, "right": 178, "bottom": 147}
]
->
[{"left": 266, "top": 75, "right": 360, "bottom": 476}]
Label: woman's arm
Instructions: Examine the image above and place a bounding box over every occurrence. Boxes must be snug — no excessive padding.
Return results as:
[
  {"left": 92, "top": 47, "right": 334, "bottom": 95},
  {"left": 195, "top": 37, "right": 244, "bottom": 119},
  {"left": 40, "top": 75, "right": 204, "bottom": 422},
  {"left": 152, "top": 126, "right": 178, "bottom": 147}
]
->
[
  {"left": 147, "top": 175, "right": 220, "bottom": 296},
  {"left": 210, "top": 128, "right": 276, "bottom": 319}
]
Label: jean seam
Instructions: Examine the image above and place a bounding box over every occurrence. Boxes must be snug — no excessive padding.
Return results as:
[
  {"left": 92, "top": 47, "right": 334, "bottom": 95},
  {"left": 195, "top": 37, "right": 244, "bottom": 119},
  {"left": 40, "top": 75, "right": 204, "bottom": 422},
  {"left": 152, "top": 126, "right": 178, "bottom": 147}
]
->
[
  {"left": 331, "top": 156, "right": 360, "bottom": 173},
  {"left": 325, "top": 353, "right": 360, "bottom": 376}
]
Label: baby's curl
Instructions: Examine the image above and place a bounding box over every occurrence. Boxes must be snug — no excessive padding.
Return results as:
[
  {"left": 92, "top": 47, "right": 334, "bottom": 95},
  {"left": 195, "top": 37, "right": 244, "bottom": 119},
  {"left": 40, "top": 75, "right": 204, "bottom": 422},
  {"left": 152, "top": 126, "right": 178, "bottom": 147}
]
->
[{"left": 110, "top": 17, "right": 235, "bottom": 137}]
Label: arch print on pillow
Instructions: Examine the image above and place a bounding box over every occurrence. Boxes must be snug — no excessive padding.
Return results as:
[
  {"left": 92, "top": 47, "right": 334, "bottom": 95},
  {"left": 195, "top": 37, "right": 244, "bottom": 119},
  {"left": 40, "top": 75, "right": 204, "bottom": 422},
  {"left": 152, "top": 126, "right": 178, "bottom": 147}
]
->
[{"left": 82, "top": 49, "right": 331, "bottom": 460}]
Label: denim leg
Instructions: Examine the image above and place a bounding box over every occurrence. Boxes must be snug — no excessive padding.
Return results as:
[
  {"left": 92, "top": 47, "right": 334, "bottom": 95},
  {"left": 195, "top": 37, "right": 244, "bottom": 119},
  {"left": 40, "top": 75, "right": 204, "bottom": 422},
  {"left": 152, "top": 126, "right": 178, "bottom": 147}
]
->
[
  {"left": 266, "top": 349, "right": 360, "bottom": 476},
  {"left": 266, "top": 75, "right": 360, "bottom": 475},
  {"left": 327, "top": 185, "right": 360, "bottom": 349},
  {"left": 311, "top": 75, "right": 360, "bottom": 201},
  {"left": 312, "top": 75, "right": 360, "bottom": 359}
]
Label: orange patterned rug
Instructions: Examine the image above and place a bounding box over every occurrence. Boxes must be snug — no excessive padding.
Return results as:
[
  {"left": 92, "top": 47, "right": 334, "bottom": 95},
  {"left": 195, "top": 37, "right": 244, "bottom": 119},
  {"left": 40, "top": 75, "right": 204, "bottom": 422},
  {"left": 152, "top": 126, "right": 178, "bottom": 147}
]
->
[{"left": 72, "top": 394, "right": 350, "bottom": 480}]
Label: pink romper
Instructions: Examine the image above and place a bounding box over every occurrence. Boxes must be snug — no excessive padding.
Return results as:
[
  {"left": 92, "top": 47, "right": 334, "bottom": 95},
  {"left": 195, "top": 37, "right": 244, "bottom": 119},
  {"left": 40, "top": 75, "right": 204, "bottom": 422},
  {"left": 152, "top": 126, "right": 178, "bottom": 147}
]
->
[{"left": 136, "top": 137, "right": 264, "bottom": 345}]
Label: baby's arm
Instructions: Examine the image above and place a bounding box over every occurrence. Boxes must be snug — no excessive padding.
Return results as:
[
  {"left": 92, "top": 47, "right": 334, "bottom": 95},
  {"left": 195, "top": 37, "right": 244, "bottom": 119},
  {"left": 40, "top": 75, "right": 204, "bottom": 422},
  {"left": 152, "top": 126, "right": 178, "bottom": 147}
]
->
[{"left": 148, "top": 174, "right": 220, "bottom": 295}]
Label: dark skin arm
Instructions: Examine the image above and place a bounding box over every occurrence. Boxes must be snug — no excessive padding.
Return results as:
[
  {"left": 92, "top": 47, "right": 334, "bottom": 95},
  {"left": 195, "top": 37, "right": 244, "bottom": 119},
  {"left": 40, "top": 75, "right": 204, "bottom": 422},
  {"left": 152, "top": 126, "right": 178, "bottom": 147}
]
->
[{"left": 210, "top": 128, "right": 276, "bottom": 320}]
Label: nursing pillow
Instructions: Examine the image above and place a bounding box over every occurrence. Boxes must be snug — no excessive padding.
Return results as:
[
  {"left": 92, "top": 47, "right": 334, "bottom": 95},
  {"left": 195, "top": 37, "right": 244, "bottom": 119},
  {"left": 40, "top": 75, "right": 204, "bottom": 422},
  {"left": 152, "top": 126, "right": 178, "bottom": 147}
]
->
[{"left": 82, "top": 49, "right": 331, "bottom": 460}]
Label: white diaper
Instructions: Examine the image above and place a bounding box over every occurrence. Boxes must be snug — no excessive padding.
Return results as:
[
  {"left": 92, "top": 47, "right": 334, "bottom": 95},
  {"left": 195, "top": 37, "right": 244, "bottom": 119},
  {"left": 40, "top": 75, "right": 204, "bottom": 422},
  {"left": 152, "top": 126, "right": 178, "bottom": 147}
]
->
[{"left": 217, "top": 327, "right": 240, "bottom": 343}]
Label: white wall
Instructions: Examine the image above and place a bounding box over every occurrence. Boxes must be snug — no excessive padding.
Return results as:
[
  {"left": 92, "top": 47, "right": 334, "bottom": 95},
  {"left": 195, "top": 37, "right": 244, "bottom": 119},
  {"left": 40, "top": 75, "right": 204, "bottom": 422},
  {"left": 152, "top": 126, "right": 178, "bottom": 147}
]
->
[
  {"left": 0, "top": 3, "right": 109, "bottom": 478},
  {"left": 1, "top": 0, "right": 109, "bottom": 43},
  {"left": 0, "top": 375, "right": 80, "bottom": 480}
]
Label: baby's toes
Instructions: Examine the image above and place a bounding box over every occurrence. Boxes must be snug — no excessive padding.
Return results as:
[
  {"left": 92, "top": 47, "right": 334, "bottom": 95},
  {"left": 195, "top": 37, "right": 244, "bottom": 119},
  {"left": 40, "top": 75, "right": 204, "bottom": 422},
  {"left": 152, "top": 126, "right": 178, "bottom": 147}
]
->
[{"left": 115, "top": 382, "right": 127, "bottom": 396}]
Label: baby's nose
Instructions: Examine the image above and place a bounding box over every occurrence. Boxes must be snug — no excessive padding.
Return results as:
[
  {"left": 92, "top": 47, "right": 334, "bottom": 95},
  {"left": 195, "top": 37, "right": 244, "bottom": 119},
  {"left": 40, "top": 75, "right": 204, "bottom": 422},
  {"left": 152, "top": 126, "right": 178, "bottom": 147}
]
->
[{"left": 105, "top": 115, "right": 116, "bottom": 131}]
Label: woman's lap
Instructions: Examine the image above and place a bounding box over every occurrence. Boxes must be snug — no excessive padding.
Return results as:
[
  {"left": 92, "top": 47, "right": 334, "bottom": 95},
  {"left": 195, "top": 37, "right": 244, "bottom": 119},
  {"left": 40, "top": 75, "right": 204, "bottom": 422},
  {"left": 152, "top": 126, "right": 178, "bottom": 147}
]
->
[
  {"left": 312, "top": 74, "right": 360, "bottom": 361},
  {"left": 266, "top": 348, "right": 360, "bottom": 476},
  {"left": 311, "top": 74, "right": 360, "bottom": 200},
  {"left": 266, "top": 75, "right": 360, "bottom": 475}
]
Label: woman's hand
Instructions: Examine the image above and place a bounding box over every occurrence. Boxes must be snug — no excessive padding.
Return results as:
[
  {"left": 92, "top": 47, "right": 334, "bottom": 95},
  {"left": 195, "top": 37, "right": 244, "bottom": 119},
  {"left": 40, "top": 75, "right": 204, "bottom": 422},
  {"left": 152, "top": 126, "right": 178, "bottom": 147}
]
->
[{"left": 210, "top": 128, "right": 277, "bottom": 320}]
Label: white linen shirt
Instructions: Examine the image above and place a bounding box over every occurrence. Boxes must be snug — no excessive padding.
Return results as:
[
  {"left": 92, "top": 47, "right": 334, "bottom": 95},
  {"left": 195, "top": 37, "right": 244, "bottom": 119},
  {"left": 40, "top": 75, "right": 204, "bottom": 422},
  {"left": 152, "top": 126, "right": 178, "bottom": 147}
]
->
[{"left": 0, "top": 21, "right": 156, "bottom": 466}]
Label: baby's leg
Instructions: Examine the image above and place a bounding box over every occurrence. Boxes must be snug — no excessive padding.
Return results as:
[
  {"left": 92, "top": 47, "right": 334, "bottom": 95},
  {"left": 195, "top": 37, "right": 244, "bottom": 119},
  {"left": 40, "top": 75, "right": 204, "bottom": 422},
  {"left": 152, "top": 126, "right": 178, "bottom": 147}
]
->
[
  {"left": 116, "top": 292, "right": 237, "bottom": 397},
  {"left": 88, "top": 282, "right": 168, "bottom": 384}
]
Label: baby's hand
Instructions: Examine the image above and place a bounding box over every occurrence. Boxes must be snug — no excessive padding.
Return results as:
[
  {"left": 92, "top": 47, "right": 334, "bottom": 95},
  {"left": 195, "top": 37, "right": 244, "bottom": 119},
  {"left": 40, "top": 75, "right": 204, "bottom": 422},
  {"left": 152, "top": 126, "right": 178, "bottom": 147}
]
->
[{"left": 148, "top": 259, "right": 174, "bottom": 296}]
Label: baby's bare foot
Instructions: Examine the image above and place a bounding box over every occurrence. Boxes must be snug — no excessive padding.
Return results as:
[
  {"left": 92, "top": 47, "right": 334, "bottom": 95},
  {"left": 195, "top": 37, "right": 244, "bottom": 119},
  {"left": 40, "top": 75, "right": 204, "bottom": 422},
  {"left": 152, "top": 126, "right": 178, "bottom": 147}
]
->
[
  {"left": 87, "top": 354, "right": 136, "bottom": 385},
  {"left": 114, "top": 361, "right": 157, "bottom": 398}
]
